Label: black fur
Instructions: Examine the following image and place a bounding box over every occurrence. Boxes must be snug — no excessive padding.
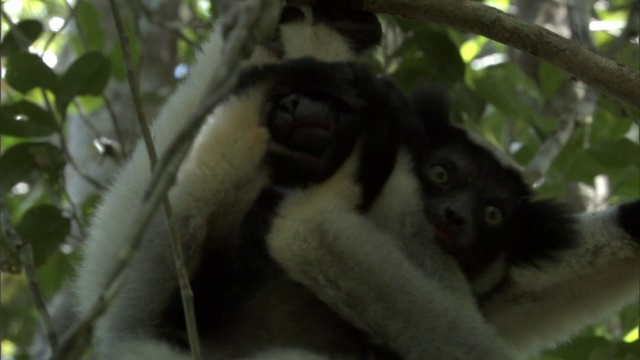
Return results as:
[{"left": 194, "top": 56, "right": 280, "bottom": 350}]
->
[
  {"left": 235, "top": 58, "right": 410, "bottom": 209},
  {"left": 618, "top": 199, "right": 640, "bottom": 241},
  {"left": 268, "top": 2, "right": 382, "bottom": 58},
  {"left": 161, "top": 59, "right": 409, "bottom": 358},
  {"left": 410, "top": 85, "right": 577, "bottom": 292}
]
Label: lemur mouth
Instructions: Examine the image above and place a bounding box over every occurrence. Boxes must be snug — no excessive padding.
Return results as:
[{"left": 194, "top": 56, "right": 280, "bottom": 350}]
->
[
  {"left": 264, "top": 92, "right": 359, "bottom": 187},
  {"left": 433, "top": 226, "right": 460, "bottom": 255},
  {"left": 268, "top": 93, "right": 353, "bottom": 157},
  {"left": 272, "top": 114, "right": 336, "bottom": 158}
]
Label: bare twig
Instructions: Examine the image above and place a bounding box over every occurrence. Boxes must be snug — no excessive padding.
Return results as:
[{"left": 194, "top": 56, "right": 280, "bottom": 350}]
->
[
  {"left": 523, "top": 107, "right": 576, "bottom": 185},
  {"left": 42, "top": 2, "right": 79, "bottom": 52},
  {"left": 523, "top": 1, "right": 598, "bottom": 185},
  {"left": 40, "top": 90, "right": 106, "bottom": 191},
  {"left": 351, "top": 0, "right": 640, "bottom": 110}
]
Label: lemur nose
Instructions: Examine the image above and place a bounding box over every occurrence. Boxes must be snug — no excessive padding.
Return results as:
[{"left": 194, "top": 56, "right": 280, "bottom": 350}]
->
[{"left": 270, "top": 94, "right": 336, "bottom": 157}]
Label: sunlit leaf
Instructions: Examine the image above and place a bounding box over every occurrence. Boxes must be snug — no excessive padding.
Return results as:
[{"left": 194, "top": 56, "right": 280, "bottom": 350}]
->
[
  {"left": 55, "top": 52, "right": 111, "bottom": 115},
  {"left": 0, "top": 19, "right": 44, "bottom": 57},
  {"left": 75, "top": 0, "right": 106, "bottom": 51}
]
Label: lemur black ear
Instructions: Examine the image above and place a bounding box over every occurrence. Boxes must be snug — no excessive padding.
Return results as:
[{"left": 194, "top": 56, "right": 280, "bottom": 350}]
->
[
  {"left": 618, "top": 199, "right": 640, "bottom": 240},
  {"left": 508, "top": 199, "right": 577, "bottom": 265},
  {"left": 410, "top": 83, "right": 451, "bottom": 131}
]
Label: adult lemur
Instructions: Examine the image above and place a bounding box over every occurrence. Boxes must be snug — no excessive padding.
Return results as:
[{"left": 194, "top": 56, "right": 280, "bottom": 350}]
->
[{"left": 74, "top": 1, "right": 640, "bottom": 359}]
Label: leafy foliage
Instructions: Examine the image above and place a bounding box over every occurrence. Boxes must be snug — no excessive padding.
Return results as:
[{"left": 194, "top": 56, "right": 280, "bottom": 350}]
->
[{"left": 0, "top": 0, "right": 638, "bottom": 359}]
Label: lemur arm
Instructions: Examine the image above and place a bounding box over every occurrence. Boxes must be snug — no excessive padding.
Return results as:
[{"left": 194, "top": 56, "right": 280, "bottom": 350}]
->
[
  {"left": 74, "top": 27, "right": 274, "bottom": 354},
  {"left": 481, "top": 201, "right": 640, "bottom": 356}
]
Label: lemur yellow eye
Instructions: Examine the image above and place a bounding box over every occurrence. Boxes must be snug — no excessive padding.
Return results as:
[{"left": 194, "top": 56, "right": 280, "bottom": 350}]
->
[
  {"left": 484, "top": 206, "right": 503, "bottom": 226},
  {"left": 428, "top": 165, "right": 449, "bottom": 184}
]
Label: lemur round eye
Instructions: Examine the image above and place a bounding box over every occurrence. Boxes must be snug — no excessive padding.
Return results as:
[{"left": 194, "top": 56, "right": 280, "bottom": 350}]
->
[
  {"left": 427, "top": 165, "right": 449, "bottom": 184},
  {"left": 484, "top": 206, "right": 503, "bottom": 226}
]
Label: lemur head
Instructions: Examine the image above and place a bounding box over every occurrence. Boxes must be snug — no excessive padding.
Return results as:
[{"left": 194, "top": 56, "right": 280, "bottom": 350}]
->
[
  {"left": 270, "top": 2, "right": 382, "bottom": 61},
  {"left": 410, "top": 85, "right": 577, "bottom": 296}
]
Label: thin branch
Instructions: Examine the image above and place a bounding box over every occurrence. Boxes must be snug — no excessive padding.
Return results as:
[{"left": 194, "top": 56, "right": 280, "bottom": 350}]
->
[
  {"left": 51, "top": 1, "right": 278, "bottom": 359},
  {"left": 0, "top": 9, "right": 31, "bottom": 47},
  {"left": 523, "top": 108, "right": 576, "bottom": 185},
  {"left": 108, "top": 0, "right": 202, "bottom": 358},
  {"left": 42, "top": 2, "right": 79, "bottom": 52},
  {"left": 40, "top": 90, "right": 106, "bottom": 191},
  {"left": 108, "top": 0, "right": 156, "bottom": 164},
  {"left": 59, "top": 180, "right": 87, "bottom": 239},
  {"left": 523, "top": 2, "right": 598, "bottom": 184},
  {"left": 604, "top": 1, "right": 640, "bottom": 56},
  {"left": 355, "top": 0, "right": 640, "bottom": 110},
  {"left": 0, "top": 199, "right": 59, "bottom": 352}
]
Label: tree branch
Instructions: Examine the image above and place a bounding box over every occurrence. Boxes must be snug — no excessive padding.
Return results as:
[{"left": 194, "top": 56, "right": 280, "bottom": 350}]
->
[{"left": 359, "top": 0, "right": 640, "bottom": 110}]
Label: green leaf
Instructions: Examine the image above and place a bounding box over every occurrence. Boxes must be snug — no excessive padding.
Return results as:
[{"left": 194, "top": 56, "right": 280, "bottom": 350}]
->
[
  {"left": 0, "top": 101, "right": 58, "bottom": 137},
  {"left": 0, "top": 142, "right": 65, "bottom": 189},
  {"left": 0, "top": 19, "right": 44, "bottom": 57},
  {"left": 588, "top": 139, "right": 640, "bottom": 169},
  {"left": 15, "top": 205, "right": 70, "bottom": 266},
  {"left": 413, "top": 30, "right": 466, "bottom": 83},
  {"left": 5, "top": 52, "right": 60, "bottom": 93},
  {"left": 75, "top": 0, "right": 105, "bottom": 51},
  {"left": 393, "top": 25, "right": 466, "bottom": 86},
  {"left": 471, "top": 63, "right": 541, "bottom": 120},
  {"left": 55, "top": 52, "right": 111, "bottom": 115},
  {"left": 538, "top": 61, "right": 568, "bottom": 99}
]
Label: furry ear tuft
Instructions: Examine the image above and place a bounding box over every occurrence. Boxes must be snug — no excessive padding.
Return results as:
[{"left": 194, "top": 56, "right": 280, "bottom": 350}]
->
[
  {"left": 508, "top": 199, "right": 578, "bottom": 265},
  {"left": 618, "top": 200, "right": 640, "bottom": 240}
]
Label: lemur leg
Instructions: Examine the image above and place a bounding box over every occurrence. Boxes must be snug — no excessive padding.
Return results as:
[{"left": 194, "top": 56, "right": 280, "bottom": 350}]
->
[{"left": 482, "top": 201, "right": 640, "bottom": 357}]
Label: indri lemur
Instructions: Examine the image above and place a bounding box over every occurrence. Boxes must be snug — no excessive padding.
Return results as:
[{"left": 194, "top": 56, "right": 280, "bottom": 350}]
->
[{"left": 74, "top": 2, "right": 640, "bottom": 359}]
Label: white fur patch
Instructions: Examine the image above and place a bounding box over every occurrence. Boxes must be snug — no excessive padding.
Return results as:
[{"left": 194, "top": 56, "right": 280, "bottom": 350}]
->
[
  {"left": 281, "top": 22, "right": 356, "bottom": 61},
  {"left": 482, "top": 205, "right": 640, "bottom": 356}
]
